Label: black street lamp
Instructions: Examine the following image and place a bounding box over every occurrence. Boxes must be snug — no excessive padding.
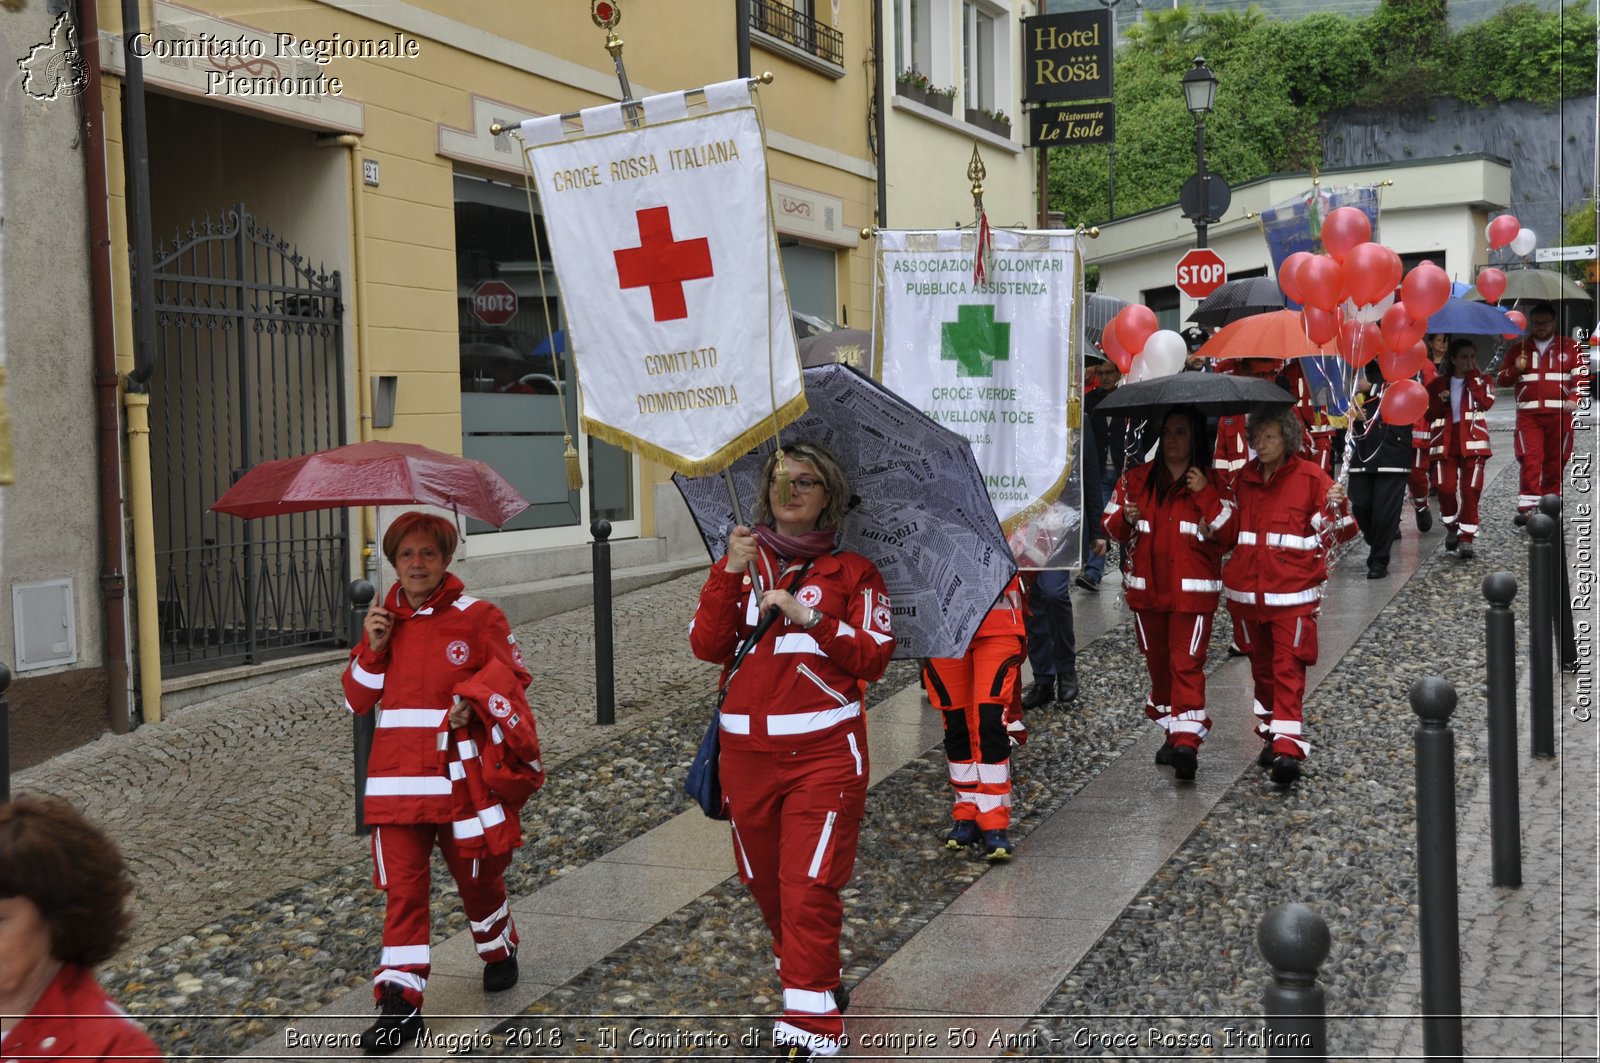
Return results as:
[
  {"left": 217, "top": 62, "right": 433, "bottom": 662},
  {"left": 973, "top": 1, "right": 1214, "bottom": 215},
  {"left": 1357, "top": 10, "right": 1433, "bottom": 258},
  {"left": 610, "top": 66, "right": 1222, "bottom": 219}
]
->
[{"left": 1181, "top": 56, "right": 1219, "bottom": 248}]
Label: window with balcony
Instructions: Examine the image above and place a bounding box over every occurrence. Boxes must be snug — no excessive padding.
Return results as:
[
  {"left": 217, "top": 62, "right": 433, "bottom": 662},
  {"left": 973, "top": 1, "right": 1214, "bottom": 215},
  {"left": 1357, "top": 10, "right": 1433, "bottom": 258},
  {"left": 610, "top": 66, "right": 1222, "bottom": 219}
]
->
[{"left": 750, "top": 0, "right": 845, "bottom": 71}]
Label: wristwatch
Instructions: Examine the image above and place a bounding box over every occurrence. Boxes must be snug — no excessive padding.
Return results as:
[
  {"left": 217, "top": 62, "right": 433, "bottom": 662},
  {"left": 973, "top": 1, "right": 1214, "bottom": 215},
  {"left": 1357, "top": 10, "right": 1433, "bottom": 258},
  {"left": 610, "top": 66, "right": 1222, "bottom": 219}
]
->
[{"left": 801, "top": 606, "right": 823, "bottom": 631}]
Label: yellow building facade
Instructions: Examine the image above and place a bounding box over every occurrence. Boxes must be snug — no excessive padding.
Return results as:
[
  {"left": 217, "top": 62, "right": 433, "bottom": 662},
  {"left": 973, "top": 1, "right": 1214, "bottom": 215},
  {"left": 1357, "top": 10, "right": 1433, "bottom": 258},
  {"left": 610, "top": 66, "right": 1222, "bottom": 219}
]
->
[{"left": 92, "top": 0, "right": 878, "bottom": 709}]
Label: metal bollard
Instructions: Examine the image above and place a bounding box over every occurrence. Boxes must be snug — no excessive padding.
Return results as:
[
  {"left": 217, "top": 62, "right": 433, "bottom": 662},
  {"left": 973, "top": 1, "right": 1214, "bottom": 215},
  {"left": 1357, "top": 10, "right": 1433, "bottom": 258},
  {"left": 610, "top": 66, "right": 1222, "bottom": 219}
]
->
[
  {"left": 1410, "top": 675, "right": 1464, "bottom": 1063},
  {"left": 1526, "top": 514, "right": 1556, "bottom": 758},
  {"left": 592, "top": 519, "right": 615, "bottom": 726},
  {"left": 1482, "top": 573, "right": 1522, "bottom": 888},
  {"left": 0, "top": 663, "right": 11, "bottom": 802},
  {"left": 1257, "top": 903, "right": 1330, "bottom": 1061},
  {"left": 1538, "top": 494, "right": 1579, "bottom": 672},
  {"left": 348, "top": 579, "right": 376, "bottom": 835}
]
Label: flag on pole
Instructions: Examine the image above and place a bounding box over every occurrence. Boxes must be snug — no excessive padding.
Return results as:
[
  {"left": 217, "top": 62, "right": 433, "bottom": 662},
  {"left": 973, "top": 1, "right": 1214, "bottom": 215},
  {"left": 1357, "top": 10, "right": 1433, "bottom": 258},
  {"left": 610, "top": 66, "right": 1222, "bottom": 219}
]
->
[
  {"left": 876, "top": 227, "right": 1085, "bottom": 569},
  {"left": 521, "top": 79, "right": 804, "bottom": 475},
  {"left": 1261, "top": 184, "right": 1383, "bottom": 308}
]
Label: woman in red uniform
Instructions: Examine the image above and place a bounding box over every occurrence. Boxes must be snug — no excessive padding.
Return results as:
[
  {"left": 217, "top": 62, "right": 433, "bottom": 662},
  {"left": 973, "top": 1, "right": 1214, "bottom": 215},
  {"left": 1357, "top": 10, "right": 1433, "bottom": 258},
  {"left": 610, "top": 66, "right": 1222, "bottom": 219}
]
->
[
  {"left": 1102, "top": 407, "right": 1233, "bottom": 781},
  {"left": 1427, "top": 338, "right": 1495, "bottom": 559},
  {"left": 343, "top": 512, "right": 543, "bottom": 1054},
  {"left": 1213, "top": 406, "right": 1356, "bottom": 788},
  {"left": 0, "top": 796, "right": 162, "bottom": 1061},
  {"left": 690, "top": 442, "right": 895, "bottom": 1062},
  {"left": 921, "top": 574, "right": 1027, "bottom": 860}
]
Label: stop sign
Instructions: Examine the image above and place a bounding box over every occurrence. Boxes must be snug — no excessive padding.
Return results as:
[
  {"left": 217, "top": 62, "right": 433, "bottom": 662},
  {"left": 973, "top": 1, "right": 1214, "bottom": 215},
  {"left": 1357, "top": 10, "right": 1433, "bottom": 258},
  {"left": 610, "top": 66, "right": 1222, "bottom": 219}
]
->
[
  {"left": 1175, "top": 249, "right": 1227, "bottom": 300},
  {"left": 471, "top": 279, "right": 519, "bottom": 326}
]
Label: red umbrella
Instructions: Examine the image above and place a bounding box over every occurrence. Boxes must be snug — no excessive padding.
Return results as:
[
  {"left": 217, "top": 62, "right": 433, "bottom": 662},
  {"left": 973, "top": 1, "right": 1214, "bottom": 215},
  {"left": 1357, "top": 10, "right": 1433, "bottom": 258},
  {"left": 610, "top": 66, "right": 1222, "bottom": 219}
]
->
[
  {"left": 1193, "top": 309, "right": 1336, "bottom": 362},
  {"left": 211, "top": 440, "right": 530, "bottom": 527}
]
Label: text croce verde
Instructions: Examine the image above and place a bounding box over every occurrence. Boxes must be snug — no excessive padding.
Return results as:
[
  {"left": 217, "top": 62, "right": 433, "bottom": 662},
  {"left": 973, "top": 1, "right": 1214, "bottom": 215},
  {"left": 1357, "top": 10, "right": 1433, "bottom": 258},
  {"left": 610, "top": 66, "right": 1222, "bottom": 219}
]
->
[
  {"left": 547, "top": 138, "right": 745, "bottom": 417},
  {"left": 893, "top": 256, "right": 1063, "bottom": 296}
]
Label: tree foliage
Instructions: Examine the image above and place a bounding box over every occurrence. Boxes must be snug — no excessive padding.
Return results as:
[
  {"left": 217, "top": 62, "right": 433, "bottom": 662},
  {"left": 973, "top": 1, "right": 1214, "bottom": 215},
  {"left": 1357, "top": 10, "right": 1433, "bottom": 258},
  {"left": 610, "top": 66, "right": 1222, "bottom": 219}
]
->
[{"left": 1048, "top": 1, "right": 1597, "bottom": 227}]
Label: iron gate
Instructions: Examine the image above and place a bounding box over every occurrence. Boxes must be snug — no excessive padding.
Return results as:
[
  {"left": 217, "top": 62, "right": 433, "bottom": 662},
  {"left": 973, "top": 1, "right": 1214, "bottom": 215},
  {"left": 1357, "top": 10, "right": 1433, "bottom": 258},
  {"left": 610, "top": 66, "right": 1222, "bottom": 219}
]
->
[{"left": 146, "top": 204, "right": 349, "bottom": 673}]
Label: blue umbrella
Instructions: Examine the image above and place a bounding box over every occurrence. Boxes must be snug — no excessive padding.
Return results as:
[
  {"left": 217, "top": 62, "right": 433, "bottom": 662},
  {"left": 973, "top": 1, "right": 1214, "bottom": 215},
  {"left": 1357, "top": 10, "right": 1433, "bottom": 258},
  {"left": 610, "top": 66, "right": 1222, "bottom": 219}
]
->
[
  {"left": 531, "top": 329, "right": 566, "bottom": 355},
  {"left": 1425, "top": 295, "right": 1522, "bottom": 336}
]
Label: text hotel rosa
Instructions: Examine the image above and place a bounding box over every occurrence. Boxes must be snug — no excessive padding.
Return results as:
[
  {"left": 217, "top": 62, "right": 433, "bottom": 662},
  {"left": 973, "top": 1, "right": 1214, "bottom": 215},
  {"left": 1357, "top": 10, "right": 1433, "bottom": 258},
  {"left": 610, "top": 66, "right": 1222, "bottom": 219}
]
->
[
  {"left": 891, "top": 254, "right": 1067, "bottom": 504},
  {"left": 545, "top": 138, "right": 751, "bottom": 419}
]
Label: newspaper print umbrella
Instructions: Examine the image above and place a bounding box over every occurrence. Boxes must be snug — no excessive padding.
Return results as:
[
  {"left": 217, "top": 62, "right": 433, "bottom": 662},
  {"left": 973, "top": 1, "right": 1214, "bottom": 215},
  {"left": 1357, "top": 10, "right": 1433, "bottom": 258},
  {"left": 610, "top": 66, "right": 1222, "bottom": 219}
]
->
[
  {"left": 1187, "top": 277, "right": 1286, "bottom": 329},
  {"left": 211, "top": 440, "right": 531, "bottom": 527},
  {"left": 673, "top": 363, "right": 1016, "bottom": 660},
  {"left": 797, "top": 327, "right": 872, "bottom": 369}
]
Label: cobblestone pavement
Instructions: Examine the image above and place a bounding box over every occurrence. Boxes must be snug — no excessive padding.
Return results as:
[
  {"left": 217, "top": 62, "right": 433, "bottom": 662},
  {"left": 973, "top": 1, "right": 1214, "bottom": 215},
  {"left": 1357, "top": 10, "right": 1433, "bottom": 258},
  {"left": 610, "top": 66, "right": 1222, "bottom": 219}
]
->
[{"left": 12, "top": 572, "right": 720, "bottom": 957}]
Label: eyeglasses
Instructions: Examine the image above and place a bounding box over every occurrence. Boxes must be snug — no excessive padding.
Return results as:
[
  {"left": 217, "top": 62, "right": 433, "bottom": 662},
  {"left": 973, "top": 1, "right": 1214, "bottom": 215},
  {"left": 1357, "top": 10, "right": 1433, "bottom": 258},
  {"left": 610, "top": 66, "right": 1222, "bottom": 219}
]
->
[{"left": 770, "top": 477, "right": 825, "bottom": 494}]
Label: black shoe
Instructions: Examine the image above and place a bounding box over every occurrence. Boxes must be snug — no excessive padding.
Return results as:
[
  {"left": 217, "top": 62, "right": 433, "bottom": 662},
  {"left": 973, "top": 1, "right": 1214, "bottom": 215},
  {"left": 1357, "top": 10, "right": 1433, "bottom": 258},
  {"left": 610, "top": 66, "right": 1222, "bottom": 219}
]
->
[
  {"left": 1269, "top": 755, "right": 1302, "bottom": 789},
  {"left": 1366, "top": 562, "right": 1388, "bottom": 579},
  {"left": 834, "top": 983, "right": 850, "bottom": 1013},
  {"left": 1170, "top": 745, "right": 1198, "bottom": 781},
  {"left": 1227, "top": 642, "right": 1248, "bottom": 658},
  {"left": 1055, "top": 673, "right": 1080, "bottom": 703},
  {"left": 1154, "top": 741, "right": 1176, "bottom": 766},
  {"left": 1514, "top": 511, "right": 1528, "bottom": 527},
  {"left": 1256, "top": 745, "right": 1276, "bottom": 769},
  {"left": 483, "top": 947, "right": 519, "bottom": 992},
  {"left": 1444, "top": 526, "right": 1459, "bottom": 552},
  {"left": 1074, "top": 573, "right": 1100, "bottom": 593},
  {"left": 1415, "top": 506, "right": 1433, "bottom": 532},
  {"left": 361, "top": 987, "right": 423, "bottom": 1055},
  {"left": 1457, "top": 543, "right": 1475, "bottom": 560},
  {"left": 1020, "top": 681, "right": 1055, "bottom": 711}
]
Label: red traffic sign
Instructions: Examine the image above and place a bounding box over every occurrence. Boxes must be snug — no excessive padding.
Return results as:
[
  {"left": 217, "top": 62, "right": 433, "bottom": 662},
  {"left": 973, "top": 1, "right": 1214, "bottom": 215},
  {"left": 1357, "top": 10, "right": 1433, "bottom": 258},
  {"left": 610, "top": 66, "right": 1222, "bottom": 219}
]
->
[
  {"left": 1175, "top": 249, "right": 1227, "bottom": 300},
  {"left": 471, "top": 279, "right": 519, "bottom": 327}
]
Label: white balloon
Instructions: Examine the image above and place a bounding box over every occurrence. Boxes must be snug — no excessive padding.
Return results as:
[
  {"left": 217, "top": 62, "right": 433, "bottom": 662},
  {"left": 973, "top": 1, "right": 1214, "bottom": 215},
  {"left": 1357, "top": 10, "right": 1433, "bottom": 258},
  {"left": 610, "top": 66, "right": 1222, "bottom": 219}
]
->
[
  {"left": 1142, "top": 329, "right": 1188, "bottom": 379},
  {"left": 1126, "top": 351, "right": 1150, "bottom": 382},
  {"left": 1510, "top": 227, "right": 1537, "bottom": 257},
  {"left": 1353, "top": 292, "right": 1394, "bottom": 324}
]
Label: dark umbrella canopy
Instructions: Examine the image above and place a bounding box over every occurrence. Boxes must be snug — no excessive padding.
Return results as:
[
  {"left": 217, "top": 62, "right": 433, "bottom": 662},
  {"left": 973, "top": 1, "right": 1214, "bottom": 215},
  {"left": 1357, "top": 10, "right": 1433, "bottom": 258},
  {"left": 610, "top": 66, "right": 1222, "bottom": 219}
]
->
[
  {"left": 1084, "top": 292, "right": 1128, "bottom": 346},
  {"left": 1462, "top": 267, "right": 1590, "bottom": 304},
  {"left": 1095, "top": 373, "right": 1296, "bottom": 418},
  {"left": 1188, "top": 277, "right": 1286, "bottom": 329},
  {"left": 211, "top": 440, "right": 531, "bottom": 527},
  {"left": 673, "top": 364, "right": 1015, "bottom": 660},
  {"left": 797, "top": 327, "right": 872, "bottom": 368}
]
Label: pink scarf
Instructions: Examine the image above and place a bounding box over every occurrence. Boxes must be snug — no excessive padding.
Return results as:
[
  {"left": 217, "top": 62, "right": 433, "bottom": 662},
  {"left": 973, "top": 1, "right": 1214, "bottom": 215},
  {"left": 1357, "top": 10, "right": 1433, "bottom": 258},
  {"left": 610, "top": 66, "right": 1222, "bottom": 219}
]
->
[{"left": 754, "top": 524, "right": 838, "bottom": 560}]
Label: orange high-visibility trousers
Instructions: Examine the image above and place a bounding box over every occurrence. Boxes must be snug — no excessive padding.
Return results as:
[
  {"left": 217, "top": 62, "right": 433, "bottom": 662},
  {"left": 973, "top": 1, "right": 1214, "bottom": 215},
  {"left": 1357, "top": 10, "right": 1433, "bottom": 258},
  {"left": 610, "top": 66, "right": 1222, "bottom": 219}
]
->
[{"left": 922, "top": 631, "right": 1024, "bottom": 831}]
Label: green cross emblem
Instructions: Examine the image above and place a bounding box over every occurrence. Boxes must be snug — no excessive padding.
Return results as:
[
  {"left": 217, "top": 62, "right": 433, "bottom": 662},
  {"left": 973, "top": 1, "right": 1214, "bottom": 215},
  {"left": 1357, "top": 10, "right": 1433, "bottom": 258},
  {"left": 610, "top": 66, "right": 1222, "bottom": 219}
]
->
[{"left": 940, "top": 304, "right": 1011, "bottom": 378}]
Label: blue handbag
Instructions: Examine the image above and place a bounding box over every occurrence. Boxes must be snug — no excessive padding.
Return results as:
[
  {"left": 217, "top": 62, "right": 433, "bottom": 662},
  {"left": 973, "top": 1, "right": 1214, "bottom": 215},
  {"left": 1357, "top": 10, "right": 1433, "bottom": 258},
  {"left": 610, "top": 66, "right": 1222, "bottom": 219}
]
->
[{"left": 684, "top": 560, "right": 812, "bottom": 819}]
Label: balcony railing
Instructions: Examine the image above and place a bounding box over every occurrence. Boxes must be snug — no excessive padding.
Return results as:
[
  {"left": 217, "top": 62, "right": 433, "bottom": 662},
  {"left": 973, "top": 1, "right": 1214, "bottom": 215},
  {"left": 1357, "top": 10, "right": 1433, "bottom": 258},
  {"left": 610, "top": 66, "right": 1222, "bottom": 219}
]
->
[{"left": 750, "top": 0, "right": 844, "bottom": 67}]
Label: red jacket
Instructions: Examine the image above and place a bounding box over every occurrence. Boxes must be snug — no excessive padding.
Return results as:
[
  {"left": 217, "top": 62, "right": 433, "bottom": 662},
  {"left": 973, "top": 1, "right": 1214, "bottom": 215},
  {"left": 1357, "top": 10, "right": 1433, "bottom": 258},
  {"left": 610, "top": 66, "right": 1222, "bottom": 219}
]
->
[
  {"left": 2, "top": 964, "right": 162, "bottom": 1061},
  {"left": 342, "top": 573, "right": 542, "bottom": 856},
  {"left": 1426, "top": 371, "right": 1495, "bottom": 458},
  {"left": 1497, "top": 334, "right": 1586, "bottom": 413},
  {"left": 691, "top": 546, "right": 894, "bottom": 752},
  {"left": 1215, "top": 455, "right": 1357, "bottom": 619},
  {"left": 1411, "top": 360, "right": 1439, "bottom": 449},
  {"left": 1102, "top": 461, "right": 1232, "bottom": 614},
  {"left": 1213, "top": 414, "right": 1249, "bottom": 479}
]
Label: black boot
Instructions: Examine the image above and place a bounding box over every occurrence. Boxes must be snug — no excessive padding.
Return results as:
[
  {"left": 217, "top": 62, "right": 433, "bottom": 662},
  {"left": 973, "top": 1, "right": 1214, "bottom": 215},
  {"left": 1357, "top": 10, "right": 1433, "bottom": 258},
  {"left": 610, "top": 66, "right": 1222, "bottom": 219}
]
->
[
  {"left": 483, "top": 947, "right": 519, "bottom": 992},
  {"left": 1020, "top": 680, "right": 1055, "bottom": 711},
  {"left": 1055, "top": 673, "right": 1079, "bottom": 703},
  {"left": 361, "top": 987, "right": 423, "bottom": 1055}
]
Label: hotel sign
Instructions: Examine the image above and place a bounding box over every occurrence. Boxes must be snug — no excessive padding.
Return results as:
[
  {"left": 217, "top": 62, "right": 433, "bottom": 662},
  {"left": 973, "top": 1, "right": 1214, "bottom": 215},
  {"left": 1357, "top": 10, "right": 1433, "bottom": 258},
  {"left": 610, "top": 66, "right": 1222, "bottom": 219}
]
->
[
  {"left": 1022, "top": 11, "right": 1113, "bottom": 103},
  {"left": 1030, "top": 103, "right": 1115, "bottom": 147}
]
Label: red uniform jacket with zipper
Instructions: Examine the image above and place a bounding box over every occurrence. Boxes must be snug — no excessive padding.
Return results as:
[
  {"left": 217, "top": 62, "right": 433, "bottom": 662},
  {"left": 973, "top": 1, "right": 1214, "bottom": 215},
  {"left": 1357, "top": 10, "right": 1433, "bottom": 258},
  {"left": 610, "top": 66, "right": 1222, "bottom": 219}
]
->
[
  {"left": 342, "top": 572, "right": 541, "bottom": 857},
  {"left": 1212, "top": 455, "right": 1358, "bottom": 619},
  {"left": 1426, "top": 371, "right": 1495, "bottom": 457},
  {"left": 1102, "top": 461, "right": 1234, "bottom": 615},
  {"left": 690, "top": 546, "right": 895, "bottom": 752},
  {"left": 1496, "top": 334, "right": 1586, "bottom": 412}
]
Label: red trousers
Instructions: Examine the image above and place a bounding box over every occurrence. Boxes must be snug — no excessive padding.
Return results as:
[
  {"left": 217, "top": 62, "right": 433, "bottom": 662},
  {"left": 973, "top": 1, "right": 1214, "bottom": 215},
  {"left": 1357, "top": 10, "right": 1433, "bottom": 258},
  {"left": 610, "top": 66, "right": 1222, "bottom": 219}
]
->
[
  {"left": 1514, "top": 412, "right": 1573, "bottom": 512},
  {"left": 1434, "top": 456, "right": 1487, "bottom": 542},
  {"left": 1231, "top": 613, "right": 1318, "bottom": 760},
  {"left": 923, "top": 632, "right": 1024, "bottom": 830},
  {"left": 1133, "top": 610, "right": 1213, "bottom": 749},
  {"left": 722, "top": 728, "right": 867, "bottom": 1054},
  {"left": 369, "top": 823, "right": 517, "bottom": 1005},
  {"left": 1408, "top": 447, "right": 1431, "bottom": 505}
]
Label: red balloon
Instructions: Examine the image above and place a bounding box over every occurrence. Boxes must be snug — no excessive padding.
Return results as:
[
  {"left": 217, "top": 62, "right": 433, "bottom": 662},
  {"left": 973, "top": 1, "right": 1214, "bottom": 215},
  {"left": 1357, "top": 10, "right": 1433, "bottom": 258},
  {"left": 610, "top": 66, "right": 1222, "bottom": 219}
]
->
[
  {"left": 1381, "top": 245, "right": 1404, "bottom": 297},
  {"left": 1379, "top": 379, "right": 1428, "bottom": 424},
  {"left": 1300, "top": 255, "right": 1344, "bottom": 312},
  {"left": 1344, "top": 242, "right": 1396, "bottom": 306},
  {"left": 1337, "top": 320, "right": 1381, "bottom": 367},
  {"left": 1476, "top": 268, "right": 1507, "bottom": 304},
  {"left": 1487, "top": 215, "right": 1520, "bottom": 250},
  {"left": 1302, "top": 305, "right": 1338, "bottom": 346},
  {"left": 1502, "top": 309, "right": 1527, "bottom": 340},
  {"left": 1379, "top": 303, "right": 1427, "bottom": 353},
  {"left": 1321, "top": 207, "right": 1372, "bottom": 263},
  {"left": 1400, "top": 263, "right": 1451, "bottom": 319},
  {"left": 1100, "top": 321, "right": 1135, "bottom": 374},
  {"left": 1279, "top": 251, "right": 1314, "bottom": 304},
  {"left": 1379, "top": 340, "right": 1429, "bottom": 381},
  {"left": 1115, "top": 304, "right": 1159, "bottom": 357}
]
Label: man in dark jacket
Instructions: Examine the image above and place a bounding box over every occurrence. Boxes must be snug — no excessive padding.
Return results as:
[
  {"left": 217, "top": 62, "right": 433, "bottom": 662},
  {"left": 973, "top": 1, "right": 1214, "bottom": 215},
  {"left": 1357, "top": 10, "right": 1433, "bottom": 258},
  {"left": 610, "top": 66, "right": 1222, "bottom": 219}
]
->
[{"left": 1347, "top": 362, "right": 1414, "bottom": 578}]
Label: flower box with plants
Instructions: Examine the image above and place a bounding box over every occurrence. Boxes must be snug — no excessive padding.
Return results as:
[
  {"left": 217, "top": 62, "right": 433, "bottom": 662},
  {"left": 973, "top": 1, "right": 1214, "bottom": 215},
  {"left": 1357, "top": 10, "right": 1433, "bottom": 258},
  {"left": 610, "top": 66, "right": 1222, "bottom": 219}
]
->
[
  {"left": 895, "top": 68, "right": 930, "bottom": 106},
  {"left": 926, "top": 85, "right": 956, "bottom": 115},
  {"left": 965, "top": 107, "right": 1012, "bottom": 137}
]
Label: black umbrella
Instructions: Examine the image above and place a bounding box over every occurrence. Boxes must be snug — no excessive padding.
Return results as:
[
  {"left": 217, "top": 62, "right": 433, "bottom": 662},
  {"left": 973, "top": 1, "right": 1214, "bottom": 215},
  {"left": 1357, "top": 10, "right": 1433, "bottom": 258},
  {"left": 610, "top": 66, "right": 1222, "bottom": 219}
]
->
[
  {"left": 1188, "top": 277, "right": 1286, "bottom": 329},
  {"left": 1095, "top": 373, "right": 1295, "bottom": 418},
  {"left": 797, "top": 327, "right": 872, "bottom": 368},
  {"left": 672, "top": 363, "right": 1016, "bottom": 660},
  {"left": 1084, "top": 292, "right": 1128, "bottom": 346}
]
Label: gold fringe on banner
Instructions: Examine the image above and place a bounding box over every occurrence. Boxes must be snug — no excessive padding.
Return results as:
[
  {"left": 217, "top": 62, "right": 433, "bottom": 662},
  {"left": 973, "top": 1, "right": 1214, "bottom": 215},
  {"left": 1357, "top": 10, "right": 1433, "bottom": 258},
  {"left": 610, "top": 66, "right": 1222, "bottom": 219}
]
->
[
  {"left": 578, "top": 388, "right": 809, "bottom": 478},
  {"left": 564, "top": 436, "right": 582, "bottom": 491}
]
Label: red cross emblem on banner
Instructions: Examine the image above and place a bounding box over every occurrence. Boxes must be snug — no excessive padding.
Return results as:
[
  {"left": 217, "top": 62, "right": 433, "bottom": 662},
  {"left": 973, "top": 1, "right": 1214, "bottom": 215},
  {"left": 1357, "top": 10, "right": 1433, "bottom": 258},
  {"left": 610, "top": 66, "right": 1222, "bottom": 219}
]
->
[{"left": 613, "top": 206, "right": 714, "bottom": 322}]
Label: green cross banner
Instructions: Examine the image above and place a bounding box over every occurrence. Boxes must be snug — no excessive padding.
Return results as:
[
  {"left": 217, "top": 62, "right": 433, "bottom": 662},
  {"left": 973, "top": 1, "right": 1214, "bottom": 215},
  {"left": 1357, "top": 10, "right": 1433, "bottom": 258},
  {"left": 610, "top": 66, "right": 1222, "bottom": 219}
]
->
[{"left": 941, "top": 304, "right": 1012, "bottom": 377}]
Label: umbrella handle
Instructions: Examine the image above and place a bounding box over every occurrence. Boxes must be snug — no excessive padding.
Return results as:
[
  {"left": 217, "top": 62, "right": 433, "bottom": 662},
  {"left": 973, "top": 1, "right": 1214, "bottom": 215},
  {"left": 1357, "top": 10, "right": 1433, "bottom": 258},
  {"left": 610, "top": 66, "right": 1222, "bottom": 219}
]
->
[{"left": 722, "top": 468, "right": 765, "bottom": 597}]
